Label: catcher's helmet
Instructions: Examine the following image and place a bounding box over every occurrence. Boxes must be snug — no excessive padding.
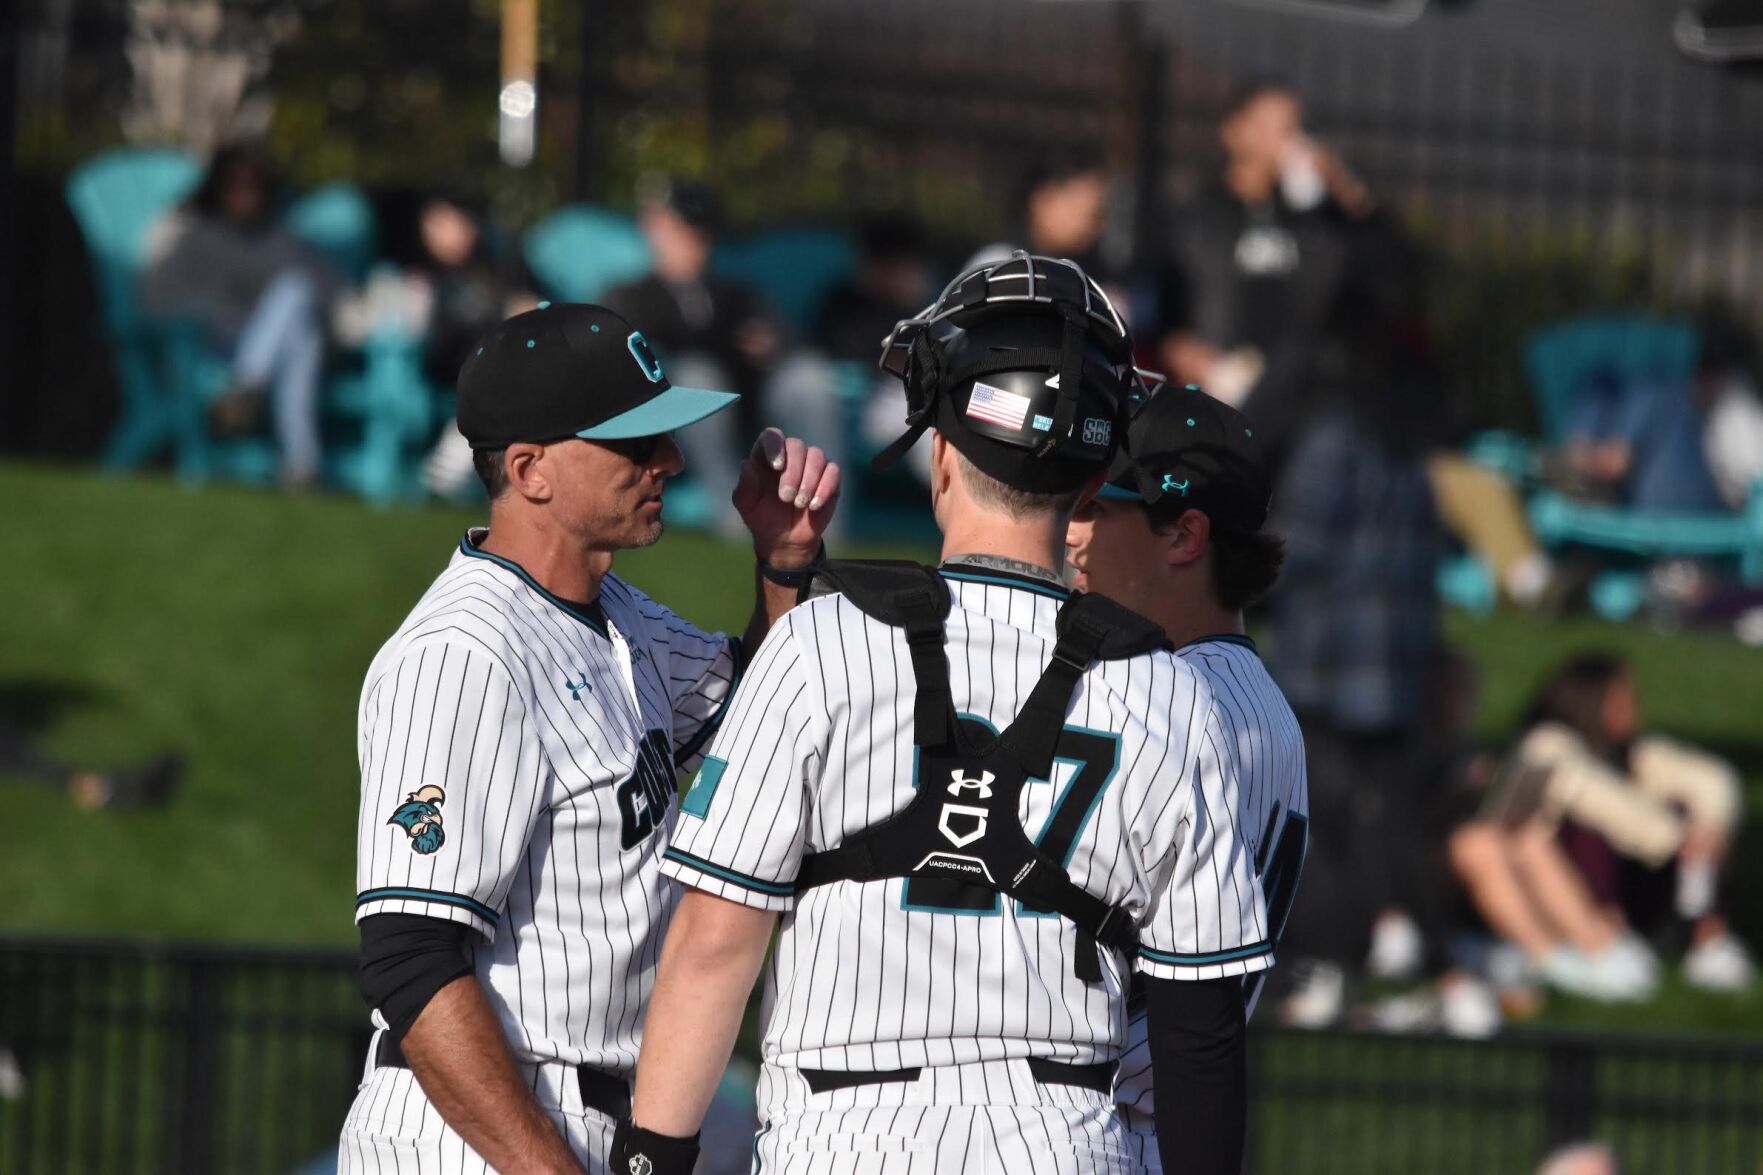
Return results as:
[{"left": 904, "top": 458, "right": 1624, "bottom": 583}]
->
[{"left": 874, "top": 252, "right": 1162, "bottom": 494}]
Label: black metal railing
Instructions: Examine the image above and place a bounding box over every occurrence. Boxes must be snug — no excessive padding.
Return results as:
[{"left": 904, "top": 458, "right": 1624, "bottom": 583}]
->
[
  {"left": 4, "top": 936, "right": 1763, "bottom": 1174},
  {"left": 0, "top": 937, "right": 364, "bottom": 1175}
]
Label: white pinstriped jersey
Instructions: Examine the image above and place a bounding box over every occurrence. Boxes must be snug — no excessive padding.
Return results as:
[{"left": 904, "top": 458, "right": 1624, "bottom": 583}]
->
[
  {"left": 1116, "top": 635, "right": 1309, "bottom": 1131},
  {"left": 352, "top": 529, "right": 738, "bottom": 1073},
  {"left": 660, "top": 564, "right": 1272, "bottom": 1077}
]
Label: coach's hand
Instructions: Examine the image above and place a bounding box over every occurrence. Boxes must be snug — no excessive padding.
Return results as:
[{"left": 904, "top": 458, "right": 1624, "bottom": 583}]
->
[{"left": 733, "top": 427, "right": 841, "bottom": 565}]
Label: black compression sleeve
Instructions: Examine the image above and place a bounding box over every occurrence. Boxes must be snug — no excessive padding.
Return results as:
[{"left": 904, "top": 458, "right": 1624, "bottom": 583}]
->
[
  {"left": 357, "top": 914, "right": 476, "bottom": 1042},
  {"left": 1143, "top": 975, "right": 1248, "bottom": 1175}
]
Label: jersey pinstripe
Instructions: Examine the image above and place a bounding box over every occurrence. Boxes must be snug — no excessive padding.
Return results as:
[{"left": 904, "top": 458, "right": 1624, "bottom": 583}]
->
[
  {"left": 660, "top": 566, "right": 1271, "bottom": 1086},
  {"left": 1114, "top": 636, "right": 1309, "bottom": 1159},
  {"left": 343, "top": 528, "right": 738, "bottom": 1169}
]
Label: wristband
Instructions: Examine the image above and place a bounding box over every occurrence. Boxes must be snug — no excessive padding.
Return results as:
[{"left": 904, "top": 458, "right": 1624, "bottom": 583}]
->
[
  {"left": 758, "top": 543, "right": 826, "bottom": 588},
  {"left": 610, "top": 1116, "right": 701, "bottom": 1175}
]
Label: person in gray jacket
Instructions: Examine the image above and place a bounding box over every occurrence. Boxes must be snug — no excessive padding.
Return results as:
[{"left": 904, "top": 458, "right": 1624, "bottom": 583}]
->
[{"left": 142, "top": 143, "right": 337, "bottom": 484}]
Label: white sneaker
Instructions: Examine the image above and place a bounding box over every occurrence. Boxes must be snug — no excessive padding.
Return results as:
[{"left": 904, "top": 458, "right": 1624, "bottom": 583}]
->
[
  {"left": 0, "top": 1047, "right": 24, "bottom": 1100},
  {"left": 1609, "top": 933, "right": 1662, "bottom": 984},
  {"left": 1684, "top": 934, "right": 1758, "bottom": 992},
  {"left": 1367, "top": 912, "right": 1426, "bottom": 982},
  {"left": 1538, "top": 946, "right": 1655, "bottom": 1002},
  {"left": 1439, "top": 976, "right": 1502, "bottom": 1039},
  {"left": 1282, "top": 960, "right": 1347, "bottom": 1028}
]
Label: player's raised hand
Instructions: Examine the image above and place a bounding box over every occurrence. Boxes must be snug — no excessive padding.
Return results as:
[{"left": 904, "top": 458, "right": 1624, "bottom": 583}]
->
[{"left": 732, "top": 427, "right": 841, "bottom": 564}]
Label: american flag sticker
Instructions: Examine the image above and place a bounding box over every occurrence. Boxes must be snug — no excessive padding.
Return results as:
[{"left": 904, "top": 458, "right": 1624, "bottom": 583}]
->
[{"left": 965, "top": 382, "right": 1032, "bottom": 431}]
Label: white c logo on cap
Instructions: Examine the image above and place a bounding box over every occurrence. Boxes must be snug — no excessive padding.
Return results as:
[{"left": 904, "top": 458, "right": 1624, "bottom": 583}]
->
[{"left": 627, "top": 332, "right": 666, "bottom": 383}]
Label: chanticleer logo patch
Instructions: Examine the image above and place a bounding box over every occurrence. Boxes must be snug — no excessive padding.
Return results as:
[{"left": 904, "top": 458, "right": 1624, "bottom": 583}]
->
[{"left": 388, "top": 785, "right": 447, "bottom": 854}]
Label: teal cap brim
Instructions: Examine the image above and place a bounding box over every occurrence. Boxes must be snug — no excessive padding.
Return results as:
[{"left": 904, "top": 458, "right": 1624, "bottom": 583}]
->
[
  {"left": 575, "top": 385, "right": 740, "bottom": 440},
  {"left": 1096, "top": 481, "right": 1143, "bottom": 502}
]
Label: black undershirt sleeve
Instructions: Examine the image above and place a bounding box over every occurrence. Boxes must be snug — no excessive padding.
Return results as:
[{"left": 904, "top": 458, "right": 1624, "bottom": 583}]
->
[
  {"left": 357, "top": 913, "right": 477, "bottom": 1042},
  {"left": 1143, "top": 974, "right": 1249, "bottom": 1175}
]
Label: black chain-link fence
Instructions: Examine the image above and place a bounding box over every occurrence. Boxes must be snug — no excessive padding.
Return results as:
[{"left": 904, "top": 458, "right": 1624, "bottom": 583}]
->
[{"left": 3, "top": 936, "right": 1762, "bottom": 1175}]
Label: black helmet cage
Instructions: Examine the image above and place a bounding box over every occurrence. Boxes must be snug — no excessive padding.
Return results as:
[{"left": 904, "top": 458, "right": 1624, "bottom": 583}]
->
[{"left": 874, "top": 252, "right": 1159, "bottom": 468}]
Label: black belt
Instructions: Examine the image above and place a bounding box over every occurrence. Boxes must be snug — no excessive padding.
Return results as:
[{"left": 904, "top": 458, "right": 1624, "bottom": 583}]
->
[
  {"left": 376, "top": 1034, "right": 631, "bottom": 1120},
  {"left": 799, "top": 1058, "right": 1116, "bottom": 1096}
]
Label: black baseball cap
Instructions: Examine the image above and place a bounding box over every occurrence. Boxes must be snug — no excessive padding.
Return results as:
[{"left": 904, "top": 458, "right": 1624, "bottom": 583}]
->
[
  {"left": 1097, "top": 383, "right": 1271, "bottom": 532},
  {"left": 456, "top": 303, "right": 737, "bottom": 448}
]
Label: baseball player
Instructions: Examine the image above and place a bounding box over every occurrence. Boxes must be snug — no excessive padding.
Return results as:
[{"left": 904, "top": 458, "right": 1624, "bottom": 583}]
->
[
  {"left": 1066, "top": 383, "right": 1309, "bottom": 1173},
  {"left": 610, "top": 255, "right": 1271, "bottom": 1175},
  {"left": 338, "top": 302, "right": 840, "bottom": 1175}
]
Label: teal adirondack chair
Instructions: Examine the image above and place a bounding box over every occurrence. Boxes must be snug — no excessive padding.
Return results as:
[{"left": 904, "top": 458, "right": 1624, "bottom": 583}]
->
[
  {"left": 64, "top": 149, "right": 200, "bottom": 469},
  {"left": 172, "top": 182, "right": 436, "bottom": 501},
  {"left": 522, "top": 206, "right": 651, "bottom": 303},
  {"left": 286, "top": 182, "right": 378, "bottom": 284},
  {"left": 1520, "top": 316, "right": 1763, "bottom": 610}
]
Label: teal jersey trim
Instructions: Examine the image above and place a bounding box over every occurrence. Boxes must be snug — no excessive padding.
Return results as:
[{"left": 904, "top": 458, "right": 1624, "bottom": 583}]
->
[
  {"left": 680, "top": 755, "right": 729, "bottom": 818},
  {"left": 356, "top": 887, "right": 500, "bottom": 926},
  {"left": 1180, "top": 633, "right": 1259, "bottom": 654},
  {"left": 1139, "top": 940, "right": 1272, "bottom": 966},
  {"left": 663, "top": 847, "right": 796, "bottom": 897},
  {"left": 938, "top": 567, "right": 1070, "bottom": 601},
  {"left": 458, "top": 534, "right": 609, "bottom": 637}
]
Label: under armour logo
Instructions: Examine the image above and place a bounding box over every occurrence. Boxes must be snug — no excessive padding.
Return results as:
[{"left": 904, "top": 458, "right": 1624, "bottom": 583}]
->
[
  {"left": 1161, "top": 474, "right": 1190, "bottom": 497},
  {"left": 628, "top": 1155, "right": 654, "bottom": 1175},
  {"left": 946, "top": 769, "right": 995, "bottom": 799},
  {"left": 565, "top": 675, "right": 592, "bottom": 701}
]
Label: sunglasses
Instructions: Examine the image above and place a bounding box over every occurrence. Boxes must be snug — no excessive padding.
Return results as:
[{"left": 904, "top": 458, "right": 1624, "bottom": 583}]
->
[{"left": 591, "top": 432, "right": 670, "bottom": 466}]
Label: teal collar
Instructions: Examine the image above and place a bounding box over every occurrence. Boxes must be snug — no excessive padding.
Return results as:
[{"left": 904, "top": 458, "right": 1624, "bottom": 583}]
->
[
  {"left": 1181, "top": 633, "right": 1258, "bottom": 654},
  {"left": 458, "top": 530, "right": 609, "bottom": 636}
]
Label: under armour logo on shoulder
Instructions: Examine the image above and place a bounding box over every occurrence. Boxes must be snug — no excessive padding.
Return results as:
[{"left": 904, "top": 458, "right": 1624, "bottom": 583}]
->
[
  {"left": 565, "top": 674, "right": 592, "bottom": 701},
  {"left": 1161, "top": 474, "right": 1190, "bottom": 496}
]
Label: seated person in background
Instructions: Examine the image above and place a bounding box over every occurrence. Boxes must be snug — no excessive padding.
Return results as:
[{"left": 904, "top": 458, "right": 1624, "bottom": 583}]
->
[
  {"left": 141, "top": 142, "right": 338, "bottom": 486},
  {"left": 1428, "top": 651, "right": 1659, "bottom": 1005},
  {"left": 603, "top": 179, "right": 840, "bottom": 533},
  {"left": 816, "top": 212, "right": 932, "bottom": 365},
  {"left": 1693, "top": 322, "right": 1763, "bottom": 512},
  {"left": 967, "top": 150, "right": 1171, "bottom": 364},
  {"left": 1511, "top": 653, "right": 1753, "bottom": 991},
  {"left": 812, "top": 213, "right": 940, "bottom": 481},
  {"left": 1559, "top": 366, "right": 1725, "bottom": 514},
  {"left": 347, "top": 191, "right": 539, "bottom": 497}
]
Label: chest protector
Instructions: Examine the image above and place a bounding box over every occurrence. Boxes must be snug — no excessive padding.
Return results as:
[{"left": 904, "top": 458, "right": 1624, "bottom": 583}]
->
[{"left": 794, "top": 560, "right": 1169, "bottom": 983}]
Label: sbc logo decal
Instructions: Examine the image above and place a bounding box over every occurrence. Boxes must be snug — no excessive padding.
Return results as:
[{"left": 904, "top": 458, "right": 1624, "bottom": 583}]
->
[{"left": 388, "top": 785, "right": 447, "bottom": 854}]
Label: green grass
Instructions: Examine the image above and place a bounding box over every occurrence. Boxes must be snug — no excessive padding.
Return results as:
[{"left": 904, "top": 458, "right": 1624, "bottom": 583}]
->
[{"left": 1, "top": 462, "right": 1760, "bottom": 1034}]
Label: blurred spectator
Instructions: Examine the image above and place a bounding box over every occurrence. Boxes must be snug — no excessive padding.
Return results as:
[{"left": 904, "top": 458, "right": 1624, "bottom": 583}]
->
[
  {"left": 141, "top": 143, "right": 338, "bottom": 485},
  {"left": 0, "top": 719, "right": 182, "bottom": 811},
  {"left": 1692, "top": 322, "right": 1763, "bottom": 511},
  {"left": 1264, "top": 339, "right": 1443, "bottom": 1025},
  {"left": 1513, "top": 653, "right": 1754, "bottom": 991},
  {"left": 1558, "top": 367, "right": 1724, "bottom": 514},
  {"left": 816, "top": 212, "right": 932, "bottom": 364},
  {"left": 811, "top": 213, "right": 942, "bottom": 485},
  {"left": 1163, "top": 80, "right": 1368, "bottom": 466},
  {"left": 348, "top": 191, "right": 539, "bottom": 499},
  {"left": 603, "top": 179, "right": 840, "bottom": 531},
  {"left": 966, "top": 151, "right": 1170, "bottom": 360},
  {"left": 1429, "top": 651, "right": 1657, "bottom": 1004}
]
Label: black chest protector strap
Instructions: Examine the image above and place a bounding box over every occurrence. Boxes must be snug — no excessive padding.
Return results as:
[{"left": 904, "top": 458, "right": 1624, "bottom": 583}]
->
[{"left": 796, "top": 560, "right": 1168, "bottom": 983}]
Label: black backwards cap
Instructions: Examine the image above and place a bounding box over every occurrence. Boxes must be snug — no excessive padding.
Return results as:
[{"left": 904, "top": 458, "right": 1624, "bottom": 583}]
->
[
  {"left": 456, "top": 303, "right": 738, "bottom": 448},
  {"left": 1099, "top": 383, "right": 1272, "bottom": 532},
  {"left": 874, "top": 252, "right": 1163, "bottom": 495}
]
